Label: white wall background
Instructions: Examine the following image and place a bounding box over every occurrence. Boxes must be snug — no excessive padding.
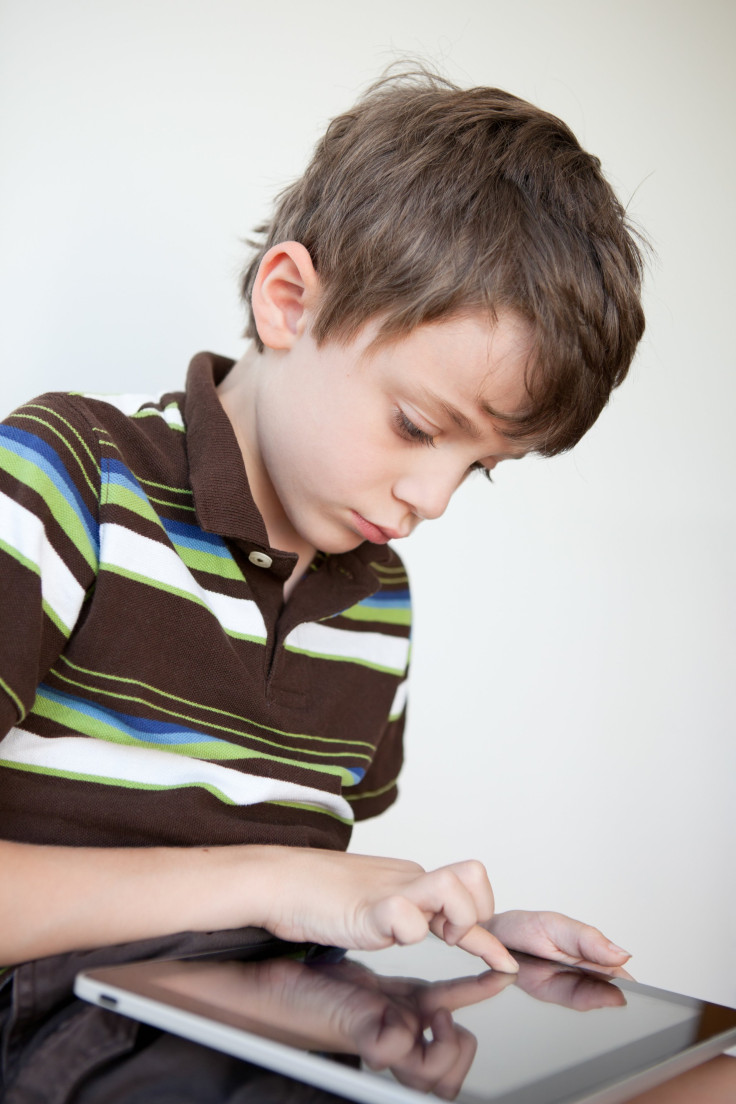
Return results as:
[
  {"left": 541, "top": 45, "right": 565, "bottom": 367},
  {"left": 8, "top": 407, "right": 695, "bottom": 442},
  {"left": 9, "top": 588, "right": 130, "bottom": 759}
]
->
[{"left": 1, "top": 0, "right": 734, "bottom": 1008}]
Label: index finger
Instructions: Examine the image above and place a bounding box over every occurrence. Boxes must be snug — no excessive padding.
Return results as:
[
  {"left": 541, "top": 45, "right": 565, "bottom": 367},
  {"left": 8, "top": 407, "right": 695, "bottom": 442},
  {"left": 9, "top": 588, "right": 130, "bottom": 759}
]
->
[
  {"left": 415, "top": 969, "right": 516, "bottom": 1018},
  {"left": 454, "top": 922, "right": 519, "bottom": 973},
  {"left": 437, "top": 859, "right": 495, "bottom": 921}
]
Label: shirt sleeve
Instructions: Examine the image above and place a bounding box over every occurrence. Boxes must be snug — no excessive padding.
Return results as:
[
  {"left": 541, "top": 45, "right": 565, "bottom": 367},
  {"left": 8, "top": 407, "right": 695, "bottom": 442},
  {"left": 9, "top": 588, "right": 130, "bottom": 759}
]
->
[
  {"left": 344, "top": 678, "right": 408, "bottom": 821},
  {"left": 344, "top": 548, "right": 412, "bottom": 822},
  {"left": 0, "top": 394, "right": 100, "bottom": 735}
]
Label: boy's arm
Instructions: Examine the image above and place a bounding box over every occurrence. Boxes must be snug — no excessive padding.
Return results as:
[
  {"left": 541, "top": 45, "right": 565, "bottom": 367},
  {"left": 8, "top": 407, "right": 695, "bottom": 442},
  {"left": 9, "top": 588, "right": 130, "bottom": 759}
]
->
[{"left": 0, "top": 840, "right": 519, "bottom": 970}]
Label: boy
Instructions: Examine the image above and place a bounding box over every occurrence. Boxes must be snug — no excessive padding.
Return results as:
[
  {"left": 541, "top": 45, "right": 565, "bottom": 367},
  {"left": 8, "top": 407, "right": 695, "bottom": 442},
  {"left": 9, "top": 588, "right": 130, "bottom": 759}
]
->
[{"left": 0, "top": 69, "right": 643, "bottom": 973}]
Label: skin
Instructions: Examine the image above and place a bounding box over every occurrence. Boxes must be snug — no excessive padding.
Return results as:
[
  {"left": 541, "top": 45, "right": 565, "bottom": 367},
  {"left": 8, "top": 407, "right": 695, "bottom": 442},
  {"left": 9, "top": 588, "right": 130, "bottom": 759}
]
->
[
  {"left": 218, "top": 243, "right": 531, "bottom": 597},
  {"left": 5, "top": 242, "right": 728, "bottom": 1100},
  {"left": 156, "top": 952, "right": 636, "bottom": 1098},
  {"left": 0, "top": 241, "right": 631, "bottom": 981}
]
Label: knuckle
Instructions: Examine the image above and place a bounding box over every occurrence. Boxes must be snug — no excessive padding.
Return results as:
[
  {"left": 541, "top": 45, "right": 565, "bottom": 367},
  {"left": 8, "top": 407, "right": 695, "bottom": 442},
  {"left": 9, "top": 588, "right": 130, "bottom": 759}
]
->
[
  {"left": 382, "top": 895, "right": 426, "bottom": 944},
  {"left": 433, "top": 867, "right": 458, "bottom": 893},
  {"left": 393, "top": 858, "right": 425, "bottom": 877},
  {"left": 461, "top": 858, "right": 490, "bottom": 886}
]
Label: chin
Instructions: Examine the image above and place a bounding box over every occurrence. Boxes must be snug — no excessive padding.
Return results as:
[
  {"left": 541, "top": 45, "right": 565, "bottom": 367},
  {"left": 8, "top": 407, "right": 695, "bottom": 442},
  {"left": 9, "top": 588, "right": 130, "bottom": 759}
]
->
[
  {"left": 309, "top": 523, "right": 364, "bottom": 555},
  {"left": 291, "top": 508, "right": 365, "bottom": 556},
  {"left": 318, "top": 534, "right": 364, "bottom": 555}
]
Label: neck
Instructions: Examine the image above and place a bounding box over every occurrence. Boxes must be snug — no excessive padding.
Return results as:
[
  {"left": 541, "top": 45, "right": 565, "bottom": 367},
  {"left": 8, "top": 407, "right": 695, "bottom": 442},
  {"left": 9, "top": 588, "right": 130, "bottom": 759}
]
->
[{"left": 216, "top": 349, "right": 316, "bottom": 587}]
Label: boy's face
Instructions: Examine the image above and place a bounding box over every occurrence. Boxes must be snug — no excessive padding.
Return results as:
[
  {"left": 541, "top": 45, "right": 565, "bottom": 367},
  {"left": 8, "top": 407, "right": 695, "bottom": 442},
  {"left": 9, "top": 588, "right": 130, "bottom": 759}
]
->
[{"left": 253, "top": 311, "right": 531, "bottom": 555}]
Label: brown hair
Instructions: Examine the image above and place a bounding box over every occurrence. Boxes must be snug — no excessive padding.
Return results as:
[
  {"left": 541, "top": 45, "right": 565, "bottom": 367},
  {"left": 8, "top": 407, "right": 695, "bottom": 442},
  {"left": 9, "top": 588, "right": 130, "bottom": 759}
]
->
[{"left": 241, "top": 67, "right": 646, "bottom": 455}]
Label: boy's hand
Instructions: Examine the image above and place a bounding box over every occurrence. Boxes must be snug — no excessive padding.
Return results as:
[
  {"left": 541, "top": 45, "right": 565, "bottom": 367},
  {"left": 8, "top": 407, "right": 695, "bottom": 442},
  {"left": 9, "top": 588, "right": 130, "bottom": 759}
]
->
[
  {"left": 251, "top": 849, "right": 519, "bottom": 973},
  {"left": 485, "top": 910, "right": 631, "bottom": 975}
]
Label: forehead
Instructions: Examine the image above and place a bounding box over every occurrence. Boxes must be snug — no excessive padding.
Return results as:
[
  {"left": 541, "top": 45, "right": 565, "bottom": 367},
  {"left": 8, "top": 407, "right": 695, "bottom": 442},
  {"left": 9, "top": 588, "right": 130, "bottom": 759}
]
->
[{"left": 363, "top": 311, "right": 534, "bottom": 432}]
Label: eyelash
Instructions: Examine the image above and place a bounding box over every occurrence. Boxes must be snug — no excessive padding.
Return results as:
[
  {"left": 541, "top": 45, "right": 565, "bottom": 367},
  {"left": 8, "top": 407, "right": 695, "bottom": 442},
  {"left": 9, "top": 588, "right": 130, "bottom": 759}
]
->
[
  {"left": 394, "top": 408, "right": 436, "bottom": 447},
  {"left": 395, "top": 409, "right": 495, "bottom": 483}
]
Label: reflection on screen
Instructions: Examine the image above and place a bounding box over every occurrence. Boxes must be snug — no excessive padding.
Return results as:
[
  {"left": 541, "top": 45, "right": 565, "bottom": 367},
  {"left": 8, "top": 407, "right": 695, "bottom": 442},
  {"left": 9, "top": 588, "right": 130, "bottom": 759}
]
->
[
  {"left": 429, "top": 985, "right": 698, "bottom": 1098},
  {"left": 148, "top": 938, "right": 713, "bottom": 1104}
]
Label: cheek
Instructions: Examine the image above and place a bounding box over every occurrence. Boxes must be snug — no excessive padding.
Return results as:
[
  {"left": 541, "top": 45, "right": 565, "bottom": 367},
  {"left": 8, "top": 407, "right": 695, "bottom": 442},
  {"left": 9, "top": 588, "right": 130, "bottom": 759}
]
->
[{"left": 339, "top": 422, "right": 391, "bottom": 480}]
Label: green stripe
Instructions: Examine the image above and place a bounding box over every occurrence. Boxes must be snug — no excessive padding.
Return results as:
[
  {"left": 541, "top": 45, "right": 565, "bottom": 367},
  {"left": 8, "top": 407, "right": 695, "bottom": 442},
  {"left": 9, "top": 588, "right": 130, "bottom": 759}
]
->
[
  {"left": 0, "top": 760, "right": 347, "bottom": 821},
  {"left": 0, "top": 675, "right": 25, "bottom": 718},
  {"left": 56, "top": 654, "right": 376, "bottom": 750},
  {"left": 0, "top": 536, "right": 40, "bottom": 577},
  {"left": 271, "top": 800, "right": 353, "bottom": 826},
  {"left": 370, "top": 562, "right": 409, "bottom": 577},
  {"left": 283, "top": 644, "right": 405, "bottom": 677},
  {"left": 173, "top": 543, "right": 245, "bottom": 582},
  {"left": 0, "top": 541, "right": 78, "bottom": 636},
  {"left": 345, "top": 777, "right": 398, "bottom": 803},
  {"left": 148, "top": 496, "right": 196, "bottom": 513},
  {"left": 14, "top": 405, "right": 99, "bottom": 493},
  {"left": 338, "top": 605, "right": 411, "bottom": 626},
  {"left": 41, "top": 598, "right": 73, "bottom": 637},
  {"left": 137, "top": 477, "right": 193, "bottom": 496},
  {"left": 30, "top": 691, "right": 362, "bottom": 784},
  {"left": 0, "top": 447, "right": 98, "bottom": 569},
  {"left": 0, "top": 757, "right": 239, "bottom": 804},
  {"left": 131, "top": 405, "right": 185, "bottom": 431},
  {"left": 102, "top": 482, "right": 164, "bottom": 527},
  {"left": 45, "top": 668, "right": 373, "bottom": 765}
]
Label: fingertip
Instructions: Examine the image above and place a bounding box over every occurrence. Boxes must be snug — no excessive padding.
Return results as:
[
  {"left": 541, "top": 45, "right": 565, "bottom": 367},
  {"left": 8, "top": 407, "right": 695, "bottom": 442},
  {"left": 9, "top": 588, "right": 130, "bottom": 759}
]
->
[
  {"left": 486, "top": 952, "right": 519, "bottom": 974},
  {"left": 458, "top": 925, "right": 519, "bottom": 974}
]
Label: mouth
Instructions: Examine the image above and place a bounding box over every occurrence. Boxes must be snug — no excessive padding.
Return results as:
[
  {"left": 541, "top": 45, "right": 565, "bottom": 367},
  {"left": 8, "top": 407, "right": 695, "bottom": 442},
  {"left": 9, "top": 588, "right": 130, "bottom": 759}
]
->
[{"left": 350, "top": 511, "right": 401, "bottom": 544}]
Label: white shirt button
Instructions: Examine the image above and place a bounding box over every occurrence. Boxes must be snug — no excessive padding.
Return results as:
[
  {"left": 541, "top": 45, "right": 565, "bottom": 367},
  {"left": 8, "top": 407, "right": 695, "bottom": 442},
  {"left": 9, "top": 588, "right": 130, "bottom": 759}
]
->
[{"left": 248, "top": 550, "right": 273, "bottom": 569}]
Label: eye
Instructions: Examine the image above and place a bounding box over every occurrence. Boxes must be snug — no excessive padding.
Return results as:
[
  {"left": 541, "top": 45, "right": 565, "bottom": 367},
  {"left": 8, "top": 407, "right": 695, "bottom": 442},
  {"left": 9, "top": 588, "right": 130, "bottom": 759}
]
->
[{"left": 393, "top": 408, "right": 436, "bottom": 447}]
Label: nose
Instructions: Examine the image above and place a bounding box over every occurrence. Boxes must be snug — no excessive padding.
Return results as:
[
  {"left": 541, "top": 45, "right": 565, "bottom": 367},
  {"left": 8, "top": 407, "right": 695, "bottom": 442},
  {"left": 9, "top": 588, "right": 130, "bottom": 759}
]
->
[{"left": 392, "top": 463, "right": 465, "bottom": 522}]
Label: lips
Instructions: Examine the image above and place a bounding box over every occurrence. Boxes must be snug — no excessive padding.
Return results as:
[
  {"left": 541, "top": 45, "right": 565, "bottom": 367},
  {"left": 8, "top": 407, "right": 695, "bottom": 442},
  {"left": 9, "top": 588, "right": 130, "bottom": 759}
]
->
[{"left": 350, "top": 511, "right": 400, "bottom": 544}]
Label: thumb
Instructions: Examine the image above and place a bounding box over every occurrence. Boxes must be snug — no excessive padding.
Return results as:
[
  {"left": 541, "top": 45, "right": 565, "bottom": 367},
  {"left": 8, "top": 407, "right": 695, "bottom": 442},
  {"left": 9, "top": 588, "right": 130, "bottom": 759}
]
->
[
  {"left": 549, "top": 914, "right": 631, "bottom": 966},
  {"left": 369, "top": 895, "right": 430, "bottom": 948}
]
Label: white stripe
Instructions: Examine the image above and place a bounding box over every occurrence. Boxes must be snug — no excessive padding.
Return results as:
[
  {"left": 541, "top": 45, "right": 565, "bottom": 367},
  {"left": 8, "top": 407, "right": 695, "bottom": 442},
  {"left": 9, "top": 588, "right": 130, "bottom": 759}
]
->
[
  {"left": 0, "top": 489, "right": 88, "bottom": 632},
  {"left": 284, "top": 621, "right": 409, "bottom": 674},
  {"left": 82, "top": 392, "right": 184, "bottom": 428},
  {"left": 0, "top": 729, "right": 354, "bottom": 820},
  {"left": 81, "top": 390, "right": 167, "bottom": 416},
  {"left": 100, "top": 523, "right": 267, "bottom": 641},
  {"left": 389, "top": 679, "right": 409, "bottom": 720},
  {"left": 158, "top": 403, "right": 185, "bottom": 430},
  {"left": 132, "top": 403, "right": 185, "bottom": 430}
]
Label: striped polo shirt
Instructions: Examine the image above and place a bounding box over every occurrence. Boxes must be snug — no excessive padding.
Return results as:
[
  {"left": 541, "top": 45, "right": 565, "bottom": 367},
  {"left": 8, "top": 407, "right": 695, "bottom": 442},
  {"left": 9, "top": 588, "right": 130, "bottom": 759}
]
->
[{"left": 0, "top": 353, "right": 411, "bottom": 851}]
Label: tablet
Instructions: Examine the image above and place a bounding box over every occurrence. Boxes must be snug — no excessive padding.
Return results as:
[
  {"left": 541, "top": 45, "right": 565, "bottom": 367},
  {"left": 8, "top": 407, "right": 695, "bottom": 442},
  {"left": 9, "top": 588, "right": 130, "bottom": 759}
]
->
[{"left": 74, "top": 937, "right": 736, "bottom": 1104}]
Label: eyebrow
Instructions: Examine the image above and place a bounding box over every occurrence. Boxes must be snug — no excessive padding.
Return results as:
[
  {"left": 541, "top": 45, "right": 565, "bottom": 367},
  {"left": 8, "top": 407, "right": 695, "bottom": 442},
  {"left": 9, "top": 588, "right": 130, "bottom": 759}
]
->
[{"left": 419, "top": 388, "right": 527, "bottom": 453}]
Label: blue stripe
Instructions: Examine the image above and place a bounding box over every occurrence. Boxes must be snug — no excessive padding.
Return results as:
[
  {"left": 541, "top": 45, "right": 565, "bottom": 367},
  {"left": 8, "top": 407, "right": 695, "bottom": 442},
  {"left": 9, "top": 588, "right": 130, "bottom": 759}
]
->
[
  {"left": 161, "top": 517, "right": 232, "bottom": 557},
  {"left": 101, "top": 457, "right": 149, "bottom": 499},
  {"left": 36, "top": 684, "right": 222, "bottom": 746},
  {"left": 34, "top": 684, "right": 368, "bottom": 782},
  {"left": 357, "top": 590, "right": 410, "bottom": 607},
  {"left": 0, "top": 425, "right": 99, "bottom": 552}
]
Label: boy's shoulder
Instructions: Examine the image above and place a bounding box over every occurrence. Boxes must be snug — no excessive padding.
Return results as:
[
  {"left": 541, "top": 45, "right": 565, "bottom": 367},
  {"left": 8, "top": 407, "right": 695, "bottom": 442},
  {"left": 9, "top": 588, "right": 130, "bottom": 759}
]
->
[
  {"left": 2, "top": 375, "right": 411, "bottom": 601},
  {"left": 3, "top": 387, "right": 188, "bottom": 452},
  {"left": 0, "top": 388, "right": 194, "bottom": 552}
]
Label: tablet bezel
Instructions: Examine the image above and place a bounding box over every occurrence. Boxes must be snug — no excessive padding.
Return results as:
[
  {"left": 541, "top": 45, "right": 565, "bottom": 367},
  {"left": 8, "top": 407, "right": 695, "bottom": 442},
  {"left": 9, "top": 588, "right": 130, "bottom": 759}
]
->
[{"left": 74, "top": 943, "right": 736, "bottom": 1104}]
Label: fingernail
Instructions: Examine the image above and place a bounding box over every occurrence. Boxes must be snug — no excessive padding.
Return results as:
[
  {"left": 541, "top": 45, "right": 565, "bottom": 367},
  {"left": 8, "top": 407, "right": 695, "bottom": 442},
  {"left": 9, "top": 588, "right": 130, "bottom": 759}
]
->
[
  {"left": 504, "top": 955, "right": 519, "bottom": 973},
  {"left": 607, "top": 942, "right": 630, "bottom": 957}
]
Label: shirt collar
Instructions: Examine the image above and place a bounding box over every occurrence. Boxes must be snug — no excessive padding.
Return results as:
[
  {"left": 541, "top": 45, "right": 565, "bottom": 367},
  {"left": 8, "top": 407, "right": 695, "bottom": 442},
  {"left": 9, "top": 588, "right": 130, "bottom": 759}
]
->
[{"left": 181, "top": 352, "right": 393, "bottom": 579}]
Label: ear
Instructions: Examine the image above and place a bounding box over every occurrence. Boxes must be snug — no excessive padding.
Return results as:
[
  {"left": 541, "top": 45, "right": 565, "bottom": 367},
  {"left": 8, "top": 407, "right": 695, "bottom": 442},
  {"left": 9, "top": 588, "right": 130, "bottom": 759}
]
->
[{"left": 251, "top": 242, "right": 320, "bottom": 350}]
